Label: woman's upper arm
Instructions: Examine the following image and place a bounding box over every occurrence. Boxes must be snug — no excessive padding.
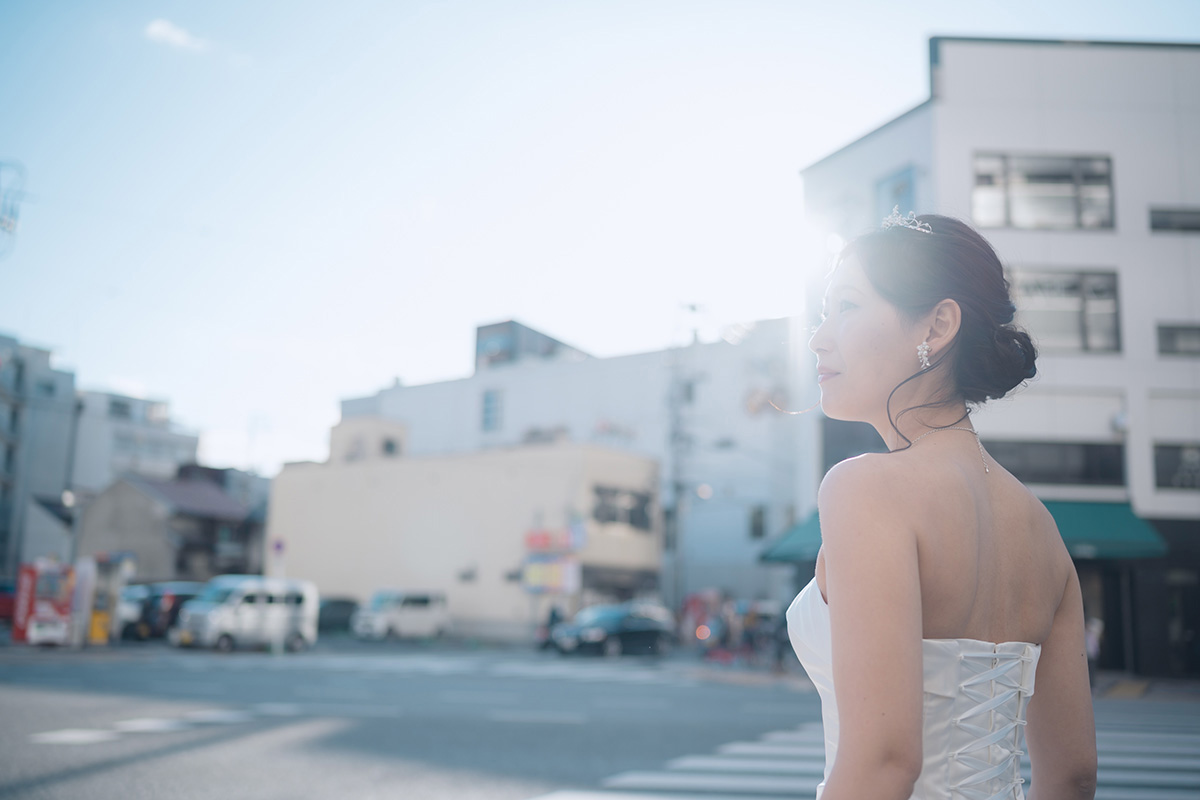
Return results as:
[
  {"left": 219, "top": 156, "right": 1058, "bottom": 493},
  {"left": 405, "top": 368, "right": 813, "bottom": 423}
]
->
[
  {"left": 819, "top": 458, "right": 925, "bottom": 780},
  {"left": 1024, "top": 561, "right": 1098, "bottom": 792}
]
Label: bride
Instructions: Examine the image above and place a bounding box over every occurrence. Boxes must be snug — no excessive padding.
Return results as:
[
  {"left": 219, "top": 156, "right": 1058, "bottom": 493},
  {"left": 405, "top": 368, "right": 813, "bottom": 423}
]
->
[{"left": 789, "top": 210, "right": 1098, "bottom": 800}]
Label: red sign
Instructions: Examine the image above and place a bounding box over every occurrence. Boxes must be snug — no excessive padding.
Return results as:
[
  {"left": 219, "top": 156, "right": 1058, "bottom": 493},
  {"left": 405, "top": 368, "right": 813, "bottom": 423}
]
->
[
  {"left": 11, "top": 564, "right": 35, "bottom": 643},
  {"left": 524, "top": 529, "right": 570, "bottom": 552}
]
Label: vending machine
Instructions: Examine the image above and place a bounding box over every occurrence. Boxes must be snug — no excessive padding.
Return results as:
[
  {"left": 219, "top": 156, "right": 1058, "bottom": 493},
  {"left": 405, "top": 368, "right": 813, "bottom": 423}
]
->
[{"left": 11, "top": 558, "right": 74, "bottom": 646}]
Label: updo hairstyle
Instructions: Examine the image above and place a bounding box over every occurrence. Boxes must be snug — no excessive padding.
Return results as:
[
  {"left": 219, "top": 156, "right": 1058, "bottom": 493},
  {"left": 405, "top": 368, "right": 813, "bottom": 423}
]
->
[{"left": 840, "top": 214, "right": 1037, "bottom": 405}]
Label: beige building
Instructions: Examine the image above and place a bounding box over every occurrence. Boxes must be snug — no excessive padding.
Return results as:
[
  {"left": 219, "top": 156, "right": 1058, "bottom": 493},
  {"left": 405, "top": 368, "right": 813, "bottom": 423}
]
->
[{"left": 266, "top": 417, "right": 662, "bottom": 641}]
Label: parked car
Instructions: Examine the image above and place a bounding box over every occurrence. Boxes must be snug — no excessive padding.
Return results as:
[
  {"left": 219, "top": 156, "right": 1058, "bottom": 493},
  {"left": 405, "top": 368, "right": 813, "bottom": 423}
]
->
[
  {"left": 171, "top": 575, "right": 319, "bottom": 653},
  {"left": 0, "top": 579, "right": 14, "bottom": 624},
  {"left": 318, "top": 597, "right": 359, "bottom": 632},
  {"left": 115, "top": 584, "right": 150, "bottom": 639},
  {"left": 135, "top": 582, "right": 206, "bottom": 640},
  {"left": 352, "top": 590, "right": 448, "bottom": 639},
  {"left": 550, "top": 602, "right": 675, "bottom": 657}
]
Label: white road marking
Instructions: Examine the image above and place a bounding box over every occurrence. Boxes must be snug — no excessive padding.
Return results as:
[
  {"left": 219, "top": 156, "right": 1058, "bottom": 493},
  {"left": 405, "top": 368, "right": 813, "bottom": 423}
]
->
[
  {"left": 665, "top": 756, "right": 825, "bottom": 776},
  {"left": 603, "top": 771, "right": 816, "bottom": 793},
  {"left": 30, "top": 729, "right": 121, "bottom": 745},
  {"left": 112, "top": 717, "right": 193, "bottom": 733},
  {"left": 529, "top": 793, "right": 804, "bottom": 800}
]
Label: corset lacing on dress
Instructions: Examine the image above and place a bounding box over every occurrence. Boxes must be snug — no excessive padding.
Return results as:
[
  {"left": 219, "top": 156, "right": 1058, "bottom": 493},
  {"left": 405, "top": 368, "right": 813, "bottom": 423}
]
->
[{"left": 949, "top": 647, "right": 1037, "bottom": 800}]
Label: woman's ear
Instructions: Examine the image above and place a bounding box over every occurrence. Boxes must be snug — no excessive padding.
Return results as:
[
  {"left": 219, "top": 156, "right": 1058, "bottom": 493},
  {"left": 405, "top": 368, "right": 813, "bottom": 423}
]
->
[{"left": 925, "top": 298, "right": 962, "bottom": 356}]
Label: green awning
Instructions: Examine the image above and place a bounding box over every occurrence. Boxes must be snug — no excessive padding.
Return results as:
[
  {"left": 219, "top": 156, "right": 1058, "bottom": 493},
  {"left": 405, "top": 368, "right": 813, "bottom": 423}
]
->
[
  {"left": 761, "top": 502, "right": 1167, "bottom": 563},
  {"left": 760, "top": 511, "right": 822, "bottom": 563},
  {"left": 1044, "top": 501, "right": 1167, "bottom": 560}
]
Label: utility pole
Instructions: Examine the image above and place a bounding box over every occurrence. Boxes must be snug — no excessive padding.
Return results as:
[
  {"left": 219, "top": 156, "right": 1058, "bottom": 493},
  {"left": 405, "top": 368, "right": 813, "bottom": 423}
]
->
[{"left": 666, "top": 304, "right": 701, "bottom": 610}]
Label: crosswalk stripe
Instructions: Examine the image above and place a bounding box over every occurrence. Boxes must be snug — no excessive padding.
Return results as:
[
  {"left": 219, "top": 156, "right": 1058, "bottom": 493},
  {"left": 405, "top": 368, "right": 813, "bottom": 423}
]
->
[
  {"left": 665, "top": 756, "right": 825, "bottom": 776},
  {"left": 530, "top": 792, "right": 813, "bottom": 800},
  {"left": 717, "top": 742, "right": 826, "bottom": 758},
  {"left": 603, "top": 771, "right": 816, "bottom": 794},
  {"left": 526, "top": 710, "right": 1200, "bottom": 800}
]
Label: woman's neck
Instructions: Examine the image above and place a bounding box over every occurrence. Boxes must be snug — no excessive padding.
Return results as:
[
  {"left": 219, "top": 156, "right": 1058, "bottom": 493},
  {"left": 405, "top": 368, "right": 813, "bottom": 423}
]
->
[{"left": 870, "top": 401, "right": 973, "bottom": 452}]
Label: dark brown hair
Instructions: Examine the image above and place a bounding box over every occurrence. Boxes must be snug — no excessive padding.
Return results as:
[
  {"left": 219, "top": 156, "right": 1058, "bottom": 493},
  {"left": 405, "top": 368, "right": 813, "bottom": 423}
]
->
[{"left": 839, "top": 214, "right": 1037, "bottom": 440}]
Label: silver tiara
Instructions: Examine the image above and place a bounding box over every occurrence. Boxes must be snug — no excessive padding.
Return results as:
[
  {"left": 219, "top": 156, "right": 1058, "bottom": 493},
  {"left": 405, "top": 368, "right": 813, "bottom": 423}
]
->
[{"left": 882, "top": 206, "right": 933, "bottom": 234}]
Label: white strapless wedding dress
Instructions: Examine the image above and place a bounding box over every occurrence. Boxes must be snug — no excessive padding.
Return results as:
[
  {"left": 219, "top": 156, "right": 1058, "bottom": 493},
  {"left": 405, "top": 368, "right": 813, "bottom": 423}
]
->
[{"left": 788, "top": 578, "right": 1040, "bottom": 800}]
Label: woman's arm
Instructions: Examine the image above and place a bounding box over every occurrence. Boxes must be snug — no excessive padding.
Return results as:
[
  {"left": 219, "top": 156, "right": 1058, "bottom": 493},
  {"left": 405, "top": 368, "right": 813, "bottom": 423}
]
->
[
  {"left": 816, "top": 457, "right": 925, "bottom": 800},
  {"left": 1025, "top": 551, "right": 1098, "bottom": 800}
]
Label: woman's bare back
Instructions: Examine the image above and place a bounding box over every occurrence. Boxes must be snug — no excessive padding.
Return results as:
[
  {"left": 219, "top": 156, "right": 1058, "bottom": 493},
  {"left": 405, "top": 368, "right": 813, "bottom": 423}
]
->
[{"left": 816, "top": 443, "right": 1072, "bottom": 645}]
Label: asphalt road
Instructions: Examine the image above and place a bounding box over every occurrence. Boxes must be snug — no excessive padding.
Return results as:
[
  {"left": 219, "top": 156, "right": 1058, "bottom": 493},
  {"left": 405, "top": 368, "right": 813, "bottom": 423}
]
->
[{"left": 0, "top": 637, "right": 820, "bottom": 800}]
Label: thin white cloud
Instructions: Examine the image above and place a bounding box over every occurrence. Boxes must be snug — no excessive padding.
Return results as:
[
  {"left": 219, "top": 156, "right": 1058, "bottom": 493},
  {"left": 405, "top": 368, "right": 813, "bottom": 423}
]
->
[{"left": 145, "top": 19, "right": 209, "bottom": 53}]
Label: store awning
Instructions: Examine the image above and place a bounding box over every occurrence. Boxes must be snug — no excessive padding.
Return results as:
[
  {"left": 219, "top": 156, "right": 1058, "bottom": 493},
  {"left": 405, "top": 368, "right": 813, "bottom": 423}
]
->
[
  {"left": 760, "top": 502, "right": 1167, "bottom": 563},
  {"left": 760, "top": 512, "right": 822, "bottom": 563},
  {"left": 1044, "top": 501, "right": 1167, "bottom": 560}
]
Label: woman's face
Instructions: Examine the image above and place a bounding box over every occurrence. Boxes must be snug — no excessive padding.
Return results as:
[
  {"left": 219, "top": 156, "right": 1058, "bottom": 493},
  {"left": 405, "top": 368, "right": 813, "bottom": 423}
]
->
[{"left": 807, "top": 255, "right": 927, "bottom": 423}]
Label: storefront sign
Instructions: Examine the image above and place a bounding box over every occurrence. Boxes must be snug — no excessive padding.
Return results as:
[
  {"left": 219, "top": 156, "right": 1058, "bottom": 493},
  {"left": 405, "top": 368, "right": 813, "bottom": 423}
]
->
[{"left": 522, "top": 555, "right": 580, "bottom": 594}]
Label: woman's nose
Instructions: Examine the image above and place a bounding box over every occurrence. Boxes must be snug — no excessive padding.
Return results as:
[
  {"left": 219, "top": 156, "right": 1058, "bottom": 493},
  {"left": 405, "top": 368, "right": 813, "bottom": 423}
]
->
[{"left": 808, "top": 318, "right": 830, "bottom": 355}]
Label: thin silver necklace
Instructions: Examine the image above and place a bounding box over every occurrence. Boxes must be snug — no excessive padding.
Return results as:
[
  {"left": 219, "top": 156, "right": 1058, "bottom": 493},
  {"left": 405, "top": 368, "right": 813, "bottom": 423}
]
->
[{"left": 908, "top": 426, "right": 989, "bottom": 473}]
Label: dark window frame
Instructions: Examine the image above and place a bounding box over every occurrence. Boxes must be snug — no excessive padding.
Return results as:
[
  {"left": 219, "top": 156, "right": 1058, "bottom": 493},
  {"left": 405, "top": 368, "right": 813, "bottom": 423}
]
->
[
  {"left": 749, "top": 505, "right": 766, "bottom": 540},
  {"left": 481, "top": 389, "right": 502, "bottom": 432},
  {"left": 1154, "top": 443, "right": 1200, "bottom": 491},
  {"left": 972, "top": 153, "right": 1115, "bottom": 231},
  {"left": 983, "top": 440, "right": 1125, "bottom": 487},
  {"left": 1008, "top": 267, "right": 1122, "bottom": 354},
  {"left": 1158, "top": 324, "right": 1200, "bottom": 356},
  {"left": 1150, "top": 207, "right": 1200, "bottom": 233}
]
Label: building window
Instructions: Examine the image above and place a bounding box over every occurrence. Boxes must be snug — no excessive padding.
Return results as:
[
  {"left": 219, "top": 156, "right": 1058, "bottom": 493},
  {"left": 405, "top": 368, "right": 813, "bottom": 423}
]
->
[
  {"left": 1155, "top": 444, "right": 1200, "bottom": 490},
  {"left": 381, "top": 438, "right": 399, "bottom": 456},
  {"left": 481, "top": 390, "right": 502, "bottom": 432},
  {"left": 876, "top": 166, "right": 916, "bottom": 227},
  {"left": 984, "top": 441, "right": 1124, "bottom": 486},
  {"left": 36, "top": 380, "right": 55, "bottom": 398},
  {"left": 1159, "top": 325, "right": 1200, "bottom": 356},
  {"left": 593, "top": 486, "right": 653, "bottom": 531},
  {"left": 749, "top": 505, "right": 766, "bottom": 540},
  {"left": 1150, "top": 208, "right": 1200, "bottom": 233},
  {"left": 108, "top": 399, "right": 132, "bottom": 420},
  {"left": 973, "top": 154, "right": 1114, "bottom": 230},
  {"left": 1009, "top": 269, "right": 1120, "bottom": 353}
]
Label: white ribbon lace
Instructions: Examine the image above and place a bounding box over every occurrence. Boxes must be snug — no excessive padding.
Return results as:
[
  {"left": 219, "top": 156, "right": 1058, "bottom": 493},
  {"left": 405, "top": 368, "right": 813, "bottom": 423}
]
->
[{"left": 948, "top": 648, "right": 1035, "bottom": 800}]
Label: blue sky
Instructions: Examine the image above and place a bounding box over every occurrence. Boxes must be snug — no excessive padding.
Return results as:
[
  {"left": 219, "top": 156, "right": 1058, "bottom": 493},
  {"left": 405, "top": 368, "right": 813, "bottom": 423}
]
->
[{"left": 2, "top": 1, "right": 1198, "bottom": 475}]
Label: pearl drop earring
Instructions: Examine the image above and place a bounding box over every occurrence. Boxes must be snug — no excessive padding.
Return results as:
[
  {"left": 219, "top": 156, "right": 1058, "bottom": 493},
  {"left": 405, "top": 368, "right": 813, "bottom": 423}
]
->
[{"left": 917, "top": 341, "right": 931, "bottom": 370}]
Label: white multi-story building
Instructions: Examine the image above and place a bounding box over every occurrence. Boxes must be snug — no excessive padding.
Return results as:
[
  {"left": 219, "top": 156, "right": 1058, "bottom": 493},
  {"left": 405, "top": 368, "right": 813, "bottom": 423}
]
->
[
  {"left": 70, "top": 391, "right": 199, "bottom": 500},
  {"left": 342, "top": 319, "right": 819, "bottom": 607},
  {"left": 796, "top": 37, "right": 1200, "bottom": 678}
]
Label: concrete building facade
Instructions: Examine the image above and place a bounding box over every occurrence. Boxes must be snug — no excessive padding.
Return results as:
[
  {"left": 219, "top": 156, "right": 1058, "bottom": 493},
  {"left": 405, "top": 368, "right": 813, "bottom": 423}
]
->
[
  {"left": 340, "top": 318, "right": 819, "bottom": 608},
  {"left": 797, "top": 37, "right": 1200, "bottom": 677},
  {"left": 267, "top": 422, "right": 663, "bottom": 641},
  {"left": 70, "top": 391, "right": 199, "bottom": 501},
  {"left": 0, "top": 334, "right": 77, "bottom": 576}
]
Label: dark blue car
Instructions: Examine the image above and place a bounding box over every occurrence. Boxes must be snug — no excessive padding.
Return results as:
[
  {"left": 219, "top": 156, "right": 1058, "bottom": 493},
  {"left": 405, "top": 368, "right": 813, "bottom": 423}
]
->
[{"left": 550, "top": 602, "right": 675, "bottom": 657}]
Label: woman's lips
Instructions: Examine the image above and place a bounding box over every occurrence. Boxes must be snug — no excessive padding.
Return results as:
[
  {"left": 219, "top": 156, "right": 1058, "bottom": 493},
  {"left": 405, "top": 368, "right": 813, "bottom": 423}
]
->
[{"left": 817, "top": 371, "right": 840, "bottom": 384}]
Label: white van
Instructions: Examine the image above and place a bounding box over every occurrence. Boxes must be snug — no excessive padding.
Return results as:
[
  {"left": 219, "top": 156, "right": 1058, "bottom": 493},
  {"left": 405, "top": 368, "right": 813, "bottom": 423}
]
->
[
  {"left": 171, "top": 575, "right": 319, "bottom": 653},
  {"left": 352, "top": 590, "right": 448, "bottom": 639}
]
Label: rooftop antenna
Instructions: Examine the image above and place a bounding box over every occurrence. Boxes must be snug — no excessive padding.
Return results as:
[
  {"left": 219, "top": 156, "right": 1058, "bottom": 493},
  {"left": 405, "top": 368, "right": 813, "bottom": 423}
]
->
[{"left": 0, "top": 161, "right": 28, "bottom": 259}]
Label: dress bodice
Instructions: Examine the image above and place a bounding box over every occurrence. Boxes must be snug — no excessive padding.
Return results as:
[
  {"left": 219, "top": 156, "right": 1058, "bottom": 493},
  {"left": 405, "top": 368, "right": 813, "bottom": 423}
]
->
[{"left": 787, "top": 578, "right": 1040, "bottom": 800}]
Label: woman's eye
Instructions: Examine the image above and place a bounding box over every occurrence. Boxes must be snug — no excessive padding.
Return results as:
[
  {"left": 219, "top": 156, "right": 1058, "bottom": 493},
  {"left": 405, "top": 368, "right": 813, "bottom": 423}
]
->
[{"left": 839, "top": 300, "right": 856, "bottom": 312}]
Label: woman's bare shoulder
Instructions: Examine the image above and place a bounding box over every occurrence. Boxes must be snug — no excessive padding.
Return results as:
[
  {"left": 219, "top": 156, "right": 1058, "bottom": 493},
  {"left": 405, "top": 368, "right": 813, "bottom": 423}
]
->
[{"left": 818, "top": 453, "right": 924, "bottom": 538}]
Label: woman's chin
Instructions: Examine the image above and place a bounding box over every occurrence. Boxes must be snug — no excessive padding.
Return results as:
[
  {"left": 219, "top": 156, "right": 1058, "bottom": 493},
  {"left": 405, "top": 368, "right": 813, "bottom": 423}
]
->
[{"left": 817, "top": 393, "right": 863, "bottom": 423}]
